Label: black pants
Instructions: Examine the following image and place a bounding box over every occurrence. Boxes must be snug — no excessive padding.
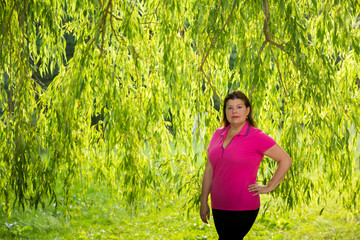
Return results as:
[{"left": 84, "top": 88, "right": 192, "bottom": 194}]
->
[{"left": 212, "top": 208, "right": 259, "bottom": 240}]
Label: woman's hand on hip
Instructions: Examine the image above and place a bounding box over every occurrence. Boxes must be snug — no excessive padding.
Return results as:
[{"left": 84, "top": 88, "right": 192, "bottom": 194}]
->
[
  {"left": 200, "top": 202, "right": 210, "bottom": 224},
  {"left": 248, "top": 183, "right": 272, "bottom": 196}
]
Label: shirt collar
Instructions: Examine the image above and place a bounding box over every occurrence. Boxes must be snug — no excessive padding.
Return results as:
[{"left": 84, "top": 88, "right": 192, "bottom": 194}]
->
[{"left": 220, "top": 122, "right": 250, "bottom": 136}]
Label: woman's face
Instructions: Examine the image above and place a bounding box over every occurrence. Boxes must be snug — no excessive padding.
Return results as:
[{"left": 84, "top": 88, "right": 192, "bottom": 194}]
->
[{"left": 225, "top": 99, "right": 250, "bottom": 127}]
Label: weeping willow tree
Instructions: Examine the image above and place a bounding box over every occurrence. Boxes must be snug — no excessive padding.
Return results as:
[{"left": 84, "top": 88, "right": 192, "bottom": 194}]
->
[{"left": 1, "top": 0, "right": 359, "bottom": 215}]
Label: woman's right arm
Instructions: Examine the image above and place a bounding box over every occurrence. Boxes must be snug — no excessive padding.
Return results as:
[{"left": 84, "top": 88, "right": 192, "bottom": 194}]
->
[{"left": 200, "top": 159, "right": 213, "bottom": 224}]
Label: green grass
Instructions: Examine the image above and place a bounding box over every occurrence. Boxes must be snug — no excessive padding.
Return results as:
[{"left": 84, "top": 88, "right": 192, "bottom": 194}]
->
[{"left": 1, "top": 190, "right": 359, "bottom": 240}]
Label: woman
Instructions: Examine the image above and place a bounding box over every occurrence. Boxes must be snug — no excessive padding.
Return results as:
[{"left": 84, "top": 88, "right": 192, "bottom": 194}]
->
[{"left": 200, "top": 90, "right": 292, "bottom": 239}]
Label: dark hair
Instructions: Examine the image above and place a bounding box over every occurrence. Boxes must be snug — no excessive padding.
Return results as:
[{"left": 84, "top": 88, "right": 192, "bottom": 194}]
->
[{"left": 221, "top": 90, "right": 256, "bottom": 127}]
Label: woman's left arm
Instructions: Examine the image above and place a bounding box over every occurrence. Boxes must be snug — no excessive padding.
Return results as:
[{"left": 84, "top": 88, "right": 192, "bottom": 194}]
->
[{"left": 248, "top": 143, "right": 292, "bottom": 196}]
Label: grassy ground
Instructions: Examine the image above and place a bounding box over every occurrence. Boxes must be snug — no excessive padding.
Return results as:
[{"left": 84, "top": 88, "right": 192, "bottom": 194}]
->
[{"left": 1, "top": 190, "right": 359, "bottom": 240}]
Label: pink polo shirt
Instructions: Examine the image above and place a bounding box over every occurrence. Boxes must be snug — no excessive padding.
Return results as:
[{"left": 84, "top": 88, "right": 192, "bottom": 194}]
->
[{"left": 207, "top": 122, "right": 276, "bottom": 211}]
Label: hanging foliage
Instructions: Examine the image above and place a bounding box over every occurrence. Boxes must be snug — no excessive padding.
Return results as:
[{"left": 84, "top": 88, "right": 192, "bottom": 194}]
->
[{"left": 0, "top": 0, "right": 359, "bottom": 215}]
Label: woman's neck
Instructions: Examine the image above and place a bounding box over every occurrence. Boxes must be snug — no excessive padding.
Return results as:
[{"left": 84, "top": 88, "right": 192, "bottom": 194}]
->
[{"left": 229, "top": 122, "right": 247, "bottom": 134}]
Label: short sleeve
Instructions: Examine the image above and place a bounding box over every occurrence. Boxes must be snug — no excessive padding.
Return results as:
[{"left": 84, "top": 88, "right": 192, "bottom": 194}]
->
[
  {"left": 207, "top": 128, "right": 222, "bottom": 152},
  {"left": 256, "top": 130, "right": 277, "bottom": 154}
]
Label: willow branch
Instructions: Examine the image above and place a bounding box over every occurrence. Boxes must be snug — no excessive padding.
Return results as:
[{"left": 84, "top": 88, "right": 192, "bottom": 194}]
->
[
  {"left": 270, "top": 41, "right": 285, "bottom": 52},
  {"left": 5, "top": 1, "right": 17, "bottom": 35},
  {"left": 129, "top": 45, "right": 142, "bottom": 61},
  {"left": 284, "top": 54, "right": 290, "bottom": 81},
  {"left": 270, "top": 40, "right": 297, "bottom": 69},
  {"left": 199, "top": 0, "right": 238, "bottom": 71},
  {"left": 97, "top": 0, "right": 103, "bottom": 8},
  {"left": 262, "top": 0, "right": 270, "bottom": 40},
  {"left": 141, "top": 0, "right": 161, "bottom": 17},
  {"left": 270, "top": 47, "right": 288, "bottom": 96},
  {"left": 263, "top": 0, "right": 270, "bottom": 20},
  {"left": 141, "top": 21, "right": 158, "bottom": 24},
  {"left": 122, "top": 4, "right": 135, "bottom": 35},
  {"left": 258, "top": 0, "right": 270, "bottom": 62},
  {"left": 258, "top": 39, "right": 268, "bottom": 63},
  {"left": 200, "top": 69, "right": 221, "bottom": 104},
  {"left": 109, "top": 10, "right": 126, "bottom": 45},
  {"left": 270, "top": 33, "right": 286, "bottom": 44},
  {"left": 214, "top": 0, "right": 224, "bottom": 25},
  {"left": 108, "top": 11, "right": 123, "bottom": 21},
  {"left": 199, "top": 0, "right": 238, "bottom": 105},
  {"left": 100, "top": 0, "right": 112, "bottom": 53},
  {"left": 83, "top": 38, "right": 96, "bottom": 59},
  {"left": 7, "top": 1, "right": 17, "bottom": 115},
  {"left": 258, "top": 0, "right": 299, "bottom": 96}
]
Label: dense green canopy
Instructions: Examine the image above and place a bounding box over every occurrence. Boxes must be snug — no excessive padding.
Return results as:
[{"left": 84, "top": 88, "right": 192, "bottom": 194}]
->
[{"left": 1, "top": 0, "right": 359, "bottom": 215}]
